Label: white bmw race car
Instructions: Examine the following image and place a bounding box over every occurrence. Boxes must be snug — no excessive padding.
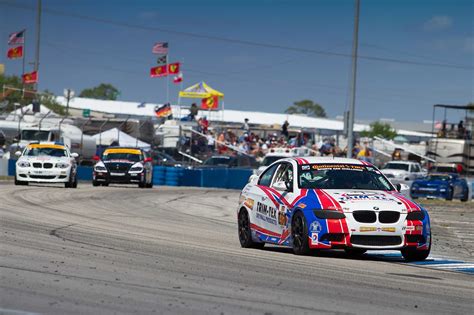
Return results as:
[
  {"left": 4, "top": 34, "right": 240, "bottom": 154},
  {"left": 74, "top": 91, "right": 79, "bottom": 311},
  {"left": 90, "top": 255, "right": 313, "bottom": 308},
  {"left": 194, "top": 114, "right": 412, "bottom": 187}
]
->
[
  {"left": 237, "top": 157, "right": 431, "bottom": 261},
  {"left": 15, "top": 142, "right": 79, "bottom": 188}
]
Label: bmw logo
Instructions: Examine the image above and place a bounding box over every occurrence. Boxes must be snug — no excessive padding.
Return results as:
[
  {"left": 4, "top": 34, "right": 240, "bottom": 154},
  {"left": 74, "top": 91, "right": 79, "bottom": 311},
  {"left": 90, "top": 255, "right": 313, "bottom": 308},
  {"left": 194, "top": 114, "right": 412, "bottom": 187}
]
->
[{"left": 373, "top": 206, "right": 379, "bottom": 210}]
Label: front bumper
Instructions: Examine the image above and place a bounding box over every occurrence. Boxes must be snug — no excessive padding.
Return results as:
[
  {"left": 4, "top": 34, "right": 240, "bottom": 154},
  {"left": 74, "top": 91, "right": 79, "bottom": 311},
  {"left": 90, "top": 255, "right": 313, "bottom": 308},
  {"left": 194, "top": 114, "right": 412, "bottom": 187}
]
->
[
  {"left": 93, "top": 171, "right": 144, "bottom": 184},
  {"left": 411, "top": 188, "right": 448, "bottom": 199},
  {"left": 16, "top": 167, "right": 71, "bottom": 183}
]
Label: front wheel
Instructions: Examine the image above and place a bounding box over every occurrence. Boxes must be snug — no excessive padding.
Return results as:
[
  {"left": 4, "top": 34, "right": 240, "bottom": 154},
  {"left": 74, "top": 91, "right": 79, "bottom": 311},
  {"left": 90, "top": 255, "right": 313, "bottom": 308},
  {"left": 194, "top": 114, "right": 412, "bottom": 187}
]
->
[
  {"left": 401, "top": 233, "right": 431, "bottom": 262},
  {"left": 291, "top": 212, "right": 310, "bottom": 255},
  {"left": 238, "top": 209, "right": 264, "bottom": 249},
  {"left": 460, "top": 189, "right": 468, "bottom": 202},
  {"left": 446, "top": 188, "right": 453, "bottom": 201}
]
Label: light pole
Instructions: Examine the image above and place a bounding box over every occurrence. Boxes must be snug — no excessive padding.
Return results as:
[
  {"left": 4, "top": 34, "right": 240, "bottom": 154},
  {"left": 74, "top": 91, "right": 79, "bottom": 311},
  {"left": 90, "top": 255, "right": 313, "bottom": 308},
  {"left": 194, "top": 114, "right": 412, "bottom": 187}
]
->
[{"left": 346, "top": 0, "right": 360, "bottom": 158}]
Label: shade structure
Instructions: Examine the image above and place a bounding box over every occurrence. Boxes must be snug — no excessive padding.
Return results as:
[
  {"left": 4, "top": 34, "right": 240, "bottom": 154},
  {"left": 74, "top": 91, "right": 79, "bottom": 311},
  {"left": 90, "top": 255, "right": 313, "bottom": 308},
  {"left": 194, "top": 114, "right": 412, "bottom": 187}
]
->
[
  {"left": 92, "top": 128, "right": 150, "bottom": 149},
  {"left": 178, "top": 82, "right": 224, "bottom": 99}
]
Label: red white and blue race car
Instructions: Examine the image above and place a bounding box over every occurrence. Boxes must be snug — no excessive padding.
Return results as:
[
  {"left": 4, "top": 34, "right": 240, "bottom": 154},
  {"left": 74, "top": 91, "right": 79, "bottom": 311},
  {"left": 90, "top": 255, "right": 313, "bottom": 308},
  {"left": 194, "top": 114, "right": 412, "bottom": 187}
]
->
[{"left": 237, "top": 157, "right": 431, "bottom": 261}]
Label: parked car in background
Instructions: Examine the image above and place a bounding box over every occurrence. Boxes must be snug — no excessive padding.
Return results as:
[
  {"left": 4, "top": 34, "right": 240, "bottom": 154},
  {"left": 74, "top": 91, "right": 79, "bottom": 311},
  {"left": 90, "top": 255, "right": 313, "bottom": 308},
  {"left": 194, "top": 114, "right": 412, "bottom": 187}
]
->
[
  {"left": 199, "top": 154, "right": 259, "bottom": 169},
  {"left": 411, "top": 173, "right": 469, "bottom": 201},
  {"left": 380, "top": 161, "right": 426, "bottom": 182},
  {"left": 430, "top": 163, "right": 464, "bottom": 174}
]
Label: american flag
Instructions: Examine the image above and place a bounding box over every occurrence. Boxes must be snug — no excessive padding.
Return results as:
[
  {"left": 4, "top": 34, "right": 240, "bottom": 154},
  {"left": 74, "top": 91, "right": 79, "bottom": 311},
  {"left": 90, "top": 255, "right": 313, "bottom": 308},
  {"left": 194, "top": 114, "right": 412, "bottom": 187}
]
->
[
  {"left": 8, "top": 30, "right": 25, "bottom": 45},
  {"left": 152, "top": 42, "right": 168, "bottom": 54}
]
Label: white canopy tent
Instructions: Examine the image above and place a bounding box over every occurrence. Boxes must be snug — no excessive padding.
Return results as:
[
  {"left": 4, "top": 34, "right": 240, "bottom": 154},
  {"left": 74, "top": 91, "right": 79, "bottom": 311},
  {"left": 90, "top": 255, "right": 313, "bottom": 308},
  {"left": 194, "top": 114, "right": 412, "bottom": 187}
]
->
[{"left": 92, "top": 128, "right": 150, "bottom": 149}]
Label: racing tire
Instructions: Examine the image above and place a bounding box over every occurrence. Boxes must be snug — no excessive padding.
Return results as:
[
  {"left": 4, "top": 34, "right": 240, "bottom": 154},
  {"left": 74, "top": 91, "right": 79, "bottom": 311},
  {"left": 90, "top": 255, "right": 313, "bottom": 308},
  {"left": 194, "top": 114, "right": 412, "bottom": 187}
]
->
[
  {"left": 146, "top": 178, "right": 154, "bottom": 188},
  {"left": 291, "top": 211, "right": 310, "bottom": 255},
  {"left": 92, "top": 180, "right": 99, "bottom": 187},
  {"left": 460, "top": 190, "right": 468, "bottom": 202},
  {"left": 446, "top": 188, "right": 453, "bottom": 201},
  {"left": 14, "top": 176, "right": 28, "bottom": 186},
  {"left": 102, "top": 182, "right": 109, "bottom": 187},
  {"left": 344, "top": 248, "right": 367, "bottom": 257},
  {"left": 238, "top": 209, "right": 265, "bottom": 249},
  {"left": 401, "top": 233, "right": 431, "bottom": 262}
]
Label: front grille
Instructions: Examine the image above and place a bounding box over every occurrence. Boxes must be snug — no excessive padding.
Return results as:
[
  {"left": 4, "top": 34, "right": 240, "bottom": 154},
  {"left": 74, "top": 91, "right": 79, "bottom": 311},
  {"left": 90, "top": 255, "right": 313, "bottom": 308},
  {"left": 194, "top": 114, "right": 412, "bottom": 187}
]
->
[
  {"left": 320, "top": 233, "right": 345, "bottom": 242},
  {"left": 351, "top": 235, "right": 402, "bottom": 246},
  {"left": 379, "top": 211, "right": 400, "bottom": 223},
  {"left": 106, "top": 163, "right": 130, "bottom": 172},
  {"left": 30, "top": 175, "right": 56, "bottom": 179},
  {"left": 43, "top": 163, "right": 53, "bottom": 169},
  {"left": 33, "top": 163, "right": 42, "bottom": 168},
  {"left": 406, "top": 235, "right": 425, "bottom": 243},
  {"left": 353, "top": 211, "right": 376, "bottom": 223}
]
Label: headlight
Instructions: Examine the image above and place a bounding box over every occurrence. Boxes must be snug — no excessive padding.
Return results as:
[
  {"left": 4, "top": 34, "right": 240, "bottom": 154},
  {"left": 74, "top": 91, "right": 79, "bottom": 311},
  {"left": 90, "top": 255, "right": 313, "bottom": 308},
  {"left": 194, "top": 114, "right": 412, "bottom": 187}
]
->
[
  {"left": 129, "top": 166, "right": 143, "bottom": 172},
  {"left": 17, "top": 161, "right": 30, "bottom": 168},
  {"left": 56, "top": 162, "right": 70, "bottom": 169},
  {"left": 406, "top": 211, "right": 425, "bottom": 221},
  {"left": 94, "top": 165, "right": 107, "bottom": 172},
  {"left": 439, "top": 188, "right": 446, "bottom": 192},
  {"left": 313, "top": 209, "right": 346, "bottom": 219}
]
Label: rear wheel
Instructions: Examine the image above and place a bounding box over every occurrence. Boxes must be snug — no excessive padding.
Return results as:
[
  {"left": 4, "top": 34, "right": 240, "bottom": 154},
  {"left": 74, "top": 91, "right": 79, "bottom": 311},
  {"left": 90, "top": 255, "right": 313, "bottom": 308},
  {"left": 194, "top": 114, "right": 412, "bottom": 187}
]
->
[
  {"left": 291, "top": 211, "right": 310, "bottom": 255},
  {"left": 238, "top": 209, "right": 264, "bottom": 249},
  {"left": 92, "top": 180, "right": 99, "bottom": 187},
  {"left": 446, "top": 188, "right": 453, "bottom": 201},
  {"left": 460, "top": 189, "right": 468, "bottom": 202}
]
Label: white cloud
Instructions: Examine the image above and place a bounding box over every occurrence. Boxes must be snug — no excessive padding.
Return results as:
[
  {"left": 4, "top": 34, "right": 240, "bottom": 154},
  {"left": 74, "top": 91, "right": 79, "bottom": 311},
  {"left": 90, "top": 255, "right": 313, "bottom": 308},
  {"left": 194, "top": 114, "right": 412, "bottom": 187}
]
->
[{"left": 423, "top": 16, "right": 453, "bottom": 31}]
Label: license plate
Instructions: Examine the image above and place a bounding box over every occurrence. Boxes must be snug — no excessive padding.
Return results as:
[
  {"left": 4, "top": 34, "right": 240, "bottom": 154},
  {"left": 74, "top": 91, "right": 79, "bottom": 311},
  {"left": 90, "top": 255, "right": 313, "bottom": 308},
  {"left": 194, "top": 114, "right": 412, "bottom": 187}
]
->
[{"left": 110, "top": 172, "right": 125, "bottom": 176}]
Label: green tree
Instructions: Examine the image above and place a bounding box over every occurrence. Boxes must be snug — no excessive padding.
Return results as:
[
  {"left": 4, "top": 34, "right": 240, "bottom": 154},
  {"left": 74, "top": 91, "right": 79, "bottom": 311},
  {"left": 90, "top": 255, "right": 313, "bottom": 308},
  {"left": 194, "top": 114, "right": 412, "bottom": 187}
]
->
[
  {"left": 79, "top": 83, "right": 120, "bottom": 100},
  {"left": 360, "top": 121, "right": 397, "bottom": 140},
  {"left": 285, "top": 99, "right": 327, "bottom": 118}
]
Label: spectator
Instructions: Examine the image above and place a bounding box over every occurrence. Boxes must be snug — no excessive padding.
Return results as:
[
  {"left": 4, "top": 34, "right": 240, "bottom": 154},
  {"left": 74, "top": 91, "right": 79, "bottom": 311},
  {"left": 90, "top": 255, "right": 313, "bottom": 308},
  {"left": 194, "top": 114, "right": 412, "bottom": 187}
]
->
[
  {"left": 188, "top": 103, "right": 199, "bottom": 121},
  {"left": 199, "top": 116, "right": 209, "bottom": 134},
  {"left": 458, "top": 120, "right": 465, "bottom": 139},
  {"left": 242, "top": 118, "right": 250, "bottom": 133},
  {"left": 282, "top": 120, "right": 289, "bottom": 139}
]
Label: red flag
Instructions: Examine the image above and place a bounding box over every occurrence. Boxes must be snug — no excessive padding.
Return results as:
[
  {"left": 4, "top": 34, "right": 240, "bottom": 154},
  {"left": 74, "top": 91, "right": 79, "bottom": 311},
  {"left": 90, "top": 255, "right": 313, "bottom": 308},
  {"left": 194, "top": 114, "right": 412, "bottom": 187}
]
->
[
  {"left": 173, "top": 72, "right": 183, "bottom": 84},
  {"left": 22, "top": 71, "right": 38, "bottom": 84},
  {"left": 201, "top": 95, "right": 218, "bottom": 110},
  {"left": 150, "top": 65, "right": 168, "bottom": 77},
  {"left": 7, "top": 46, "right": 23, "bottom": 59},
  {"left": 168, "top": 62, "right": 180, "bottom": 74}
]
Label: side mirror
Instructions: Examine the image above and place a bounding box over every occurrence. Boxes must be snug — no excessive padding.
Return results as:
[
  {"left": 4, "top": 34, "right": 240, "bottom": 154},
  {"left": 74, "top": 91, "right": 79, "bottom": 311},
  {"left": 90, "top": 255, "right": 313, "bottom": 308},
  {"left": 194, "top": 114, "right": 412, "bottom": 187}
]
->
[
  {"left": 144, "top": 157, "right": 153, "bottom": 163},
  {"left": 248, "top": 174, "right": 259, "bottom": 184},
  {"left": 71, "top": 152, "right": 79, "bottom": 158},
  {"left": 15, "top": 151, "right": 22, "bottom": 157},
  {"left": 273, "top": 181, "right": 288, "bottom": 192},
  {"left": 93, "top": 155, "right": 100, "bottom": 161},
  {"left": 396, "top": 183, "right": 410, "bottom": 193}
]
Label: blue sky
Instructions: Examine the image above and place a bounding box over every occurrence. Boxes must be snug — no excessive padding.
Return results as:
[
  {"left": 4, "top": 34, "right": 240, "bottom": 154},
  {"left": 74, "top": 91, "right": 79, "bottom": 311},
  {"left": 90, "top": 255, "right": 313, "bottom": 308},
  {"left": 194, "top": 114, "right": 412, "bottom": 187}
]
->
[{"left": 1, "top": 0, "right": 473, "bottom": 122}]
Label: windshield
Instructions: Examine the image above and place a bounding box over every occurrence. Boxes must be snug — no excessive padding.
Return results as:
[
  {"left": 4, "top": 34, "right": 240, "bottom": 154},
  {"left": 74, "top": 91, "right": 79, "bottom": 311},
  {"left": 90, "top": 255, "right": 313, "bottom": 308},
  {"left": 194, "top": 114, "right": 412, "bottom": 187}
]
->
[
  {"left": 425, "top": 175, "right": 451, "bottom": 181},
  {"left": 25, "top": 147, "right": 67, "bottom": 157},
  {"left": 21, "top": 130, "right": 50, "bottom": 141},
  {"left": 204, "top": 157, "right": 232, "bottom": 166},
  {"left": 383, "top": 163, "right": 409, "bottom": 171},
  {"left": 432, "top": 166, "right": 456, "bottom": 173},
  {"left": 299, "top": 163, "right": 394, "bottom": 191},
  {"left": 262, "top": 156, "right": 286, "bottom": 166},
  {"left": 103, "top": 152, "right": 142, "bottom": 162}
]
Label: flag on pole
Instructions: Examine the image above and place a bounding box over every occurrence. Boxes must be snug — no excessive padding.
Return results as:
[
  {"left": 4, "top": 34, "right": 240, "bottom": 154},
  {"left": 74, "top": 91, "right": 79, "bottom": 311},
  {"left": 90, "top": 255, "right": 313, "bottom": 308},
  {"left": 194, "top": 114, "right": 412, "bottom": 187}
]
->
[
  {"left": 173, "top": 72, "right": 183, "bottom": 84},
  {"left": 201, "top": 95, "right": 218, "bottom": 110},
  {"left": 152, "top": 42, "right": 168, "bottom": 54},
  {"left": 167, "top": 62, "right": 180, "bottom": 74},
  {"left": 156, "top": 55, "right": 167, "bottom": 64},
  {"left": 8, "top": 30, "right": 25, "bottom": 45},
  {"left": 22, "top": 71, "right": 38, "bottom": 84},
  {"left": 150, "top": 65, "right": 168, "bottom": 77},
  {"left": 154, "top": 103, "right": 172, "bottom": 118},
  {"left": 7, "top": 46, "right": 23, "bottom": 59}
]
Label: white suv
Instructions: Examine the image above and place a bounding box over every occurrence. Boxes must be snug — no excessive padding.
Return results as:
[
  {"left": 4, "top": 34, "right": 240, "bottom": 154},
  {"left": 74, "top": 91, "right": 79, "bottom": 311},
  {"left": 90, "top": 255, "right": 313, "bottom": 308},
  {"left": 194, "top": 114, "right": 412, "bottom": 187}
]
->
[
  {"left": 15, "top": 142, "right": 79, "bottom": 188},
  {"left": 380, "top": 161, "right": 426, "bottom": 182}
]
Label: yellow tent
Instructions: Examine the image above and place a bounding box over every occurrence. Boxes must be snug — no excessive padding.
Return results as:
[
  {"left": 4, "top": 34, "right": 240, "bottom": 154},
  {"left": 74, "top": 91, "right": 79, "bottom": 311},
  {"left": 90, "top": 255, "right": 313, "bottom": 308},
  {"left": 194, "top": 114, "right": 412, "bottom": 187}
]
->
[{"left": 179, "top": 81, "right": 224, "bottom": 99}]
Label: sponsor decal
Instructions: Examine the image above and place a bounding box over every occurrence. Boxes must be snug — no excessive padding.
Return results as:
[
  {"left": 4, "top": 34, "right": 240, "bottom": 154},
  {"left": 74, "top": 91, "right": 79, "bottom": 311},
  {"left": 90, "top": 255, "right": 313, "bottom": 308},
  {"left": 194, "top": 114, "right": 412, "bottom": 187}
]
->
[
  {"left": 278, "top": 205, "right": 287, "bottom": 226},
  {"left": 256, "top": 202, "right": 277, "bottom": 225},
  {"left": 361, "top": 226, "right": 396, "bottom": 232},
  {"left": 310, "top": 221, "right": 322, "bottom": 233},
  {"left": 297, "top": 203, "right": 307, "bottom": 209},
  {"left": 104, "top": 148, "right": 141, "bottom": 155},
  {"left": 381, "top": 227, "right": 396, "bottom": 232},
  {"left": 244, "top": 198, "right": 254, "bottom": 209},
  {"left": 360, "top": 227, "right": 377, "bottom": 232},
  {"left": 310, "top": 232, "right": 319, "bottom": 245},
  {"left": 301, "top": 165, "right": 311, "bottom": 170},
  {"left": 339, "top": 192, "right": 392, "bottom": 202},
  {"left": 404, "top": 226, "right": 415, "bottom": 231},
  {"left": 311, "top": 164, "right": 365, "bottom": 171}
]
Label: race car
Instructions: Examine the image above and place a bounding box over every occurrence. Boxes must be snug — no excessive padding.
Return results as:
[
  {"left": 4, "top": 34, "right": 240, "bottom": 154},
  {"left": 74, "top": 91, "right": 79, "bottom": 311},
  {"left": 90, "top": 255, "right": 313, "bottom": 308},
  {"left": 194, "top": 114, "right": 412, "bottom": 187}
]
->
[
  {"left": 411, "top": 173, "right": 469, "bottom": 201},
  {"left": 14, "top": 142, "right": 78, "bottom": 188},
  {"left": 237, "top": 157, "right": 431, "bottom": 261},
  {"left": 92, "top": 147, "right": 153, "bottom": 188}
]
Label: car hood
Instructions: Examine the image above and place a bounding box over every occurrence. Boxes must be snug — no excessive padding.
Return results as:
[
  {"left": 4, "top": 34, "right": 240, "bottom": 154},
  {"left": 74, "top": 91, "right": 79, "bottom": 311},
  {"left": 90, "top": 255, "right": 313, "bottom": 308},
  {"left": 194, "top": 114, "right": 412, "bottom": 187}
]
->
[
  {"left": 413, "top": 179, "right": 449, "bottom": 187},
  {"left": 380, "top": 169, "right": 408, "bottom": 176},
  {"left": 296, "top": 189, "right": 415, "bottom": 213}
]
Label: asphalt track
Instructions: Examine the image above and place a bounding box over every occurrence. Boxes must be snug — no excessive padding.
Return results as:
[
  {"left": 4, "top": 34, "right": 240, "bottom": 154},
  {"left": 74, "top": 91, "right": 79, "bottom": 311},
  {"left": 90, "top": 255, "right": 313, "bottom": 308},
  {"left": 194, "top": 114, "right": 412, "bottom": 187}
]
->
[{"left": 0, "top": 182, "right": 473, "bottom": 315}]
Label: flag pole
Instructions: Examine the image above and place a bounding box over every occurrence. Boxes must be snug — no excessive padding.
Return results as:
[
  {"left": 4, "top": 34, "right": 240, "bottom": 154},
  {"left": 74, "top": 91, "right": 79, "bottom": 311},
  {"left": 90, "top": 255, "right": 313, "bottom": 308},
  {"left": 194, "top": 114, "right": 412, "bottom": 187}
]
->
[
  {"left": 166, "top": 52, "right": 170, "bottom": 105},
  {"left": 21, "top": 30, "right": 26, "bottom": 98}
]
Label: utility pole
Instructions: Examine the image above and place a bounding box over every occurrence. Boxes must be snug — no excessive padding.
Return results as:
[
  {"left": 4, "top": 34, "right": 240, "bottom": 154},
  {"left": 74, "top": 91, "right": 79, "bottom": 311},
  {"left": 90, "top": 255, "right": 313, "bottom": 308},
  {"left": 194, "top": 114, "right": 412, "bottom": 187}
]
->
[
  {"left": 346, "top": 0, "right": 360, "bottom": 158},
  {"left": 34, "top": 0, "right": 42, "bottom": 92}
]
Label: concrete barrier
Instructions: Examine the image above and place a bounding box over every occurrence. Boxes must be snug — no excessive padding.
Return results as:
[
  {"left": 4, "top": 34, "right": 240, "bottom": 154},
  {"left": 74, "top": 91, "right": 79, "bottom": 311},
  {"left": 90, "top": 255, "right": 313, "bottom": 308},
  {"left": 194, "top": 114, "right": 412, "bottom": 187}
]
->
[{"left": 0, "top": 159, "right": 9, "bottom": 176}]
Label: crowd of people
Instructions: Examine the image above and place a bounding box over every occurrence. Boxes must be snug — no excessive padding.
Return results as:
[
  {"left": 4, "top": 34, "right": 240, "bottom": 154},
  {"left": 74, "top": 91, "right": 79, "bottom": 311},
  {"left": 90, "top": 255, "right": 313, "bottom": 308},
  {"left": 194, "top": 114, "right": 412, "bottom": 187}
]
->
[{"left": 184, "top": 117, "right": 374, "bottom": 163}]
